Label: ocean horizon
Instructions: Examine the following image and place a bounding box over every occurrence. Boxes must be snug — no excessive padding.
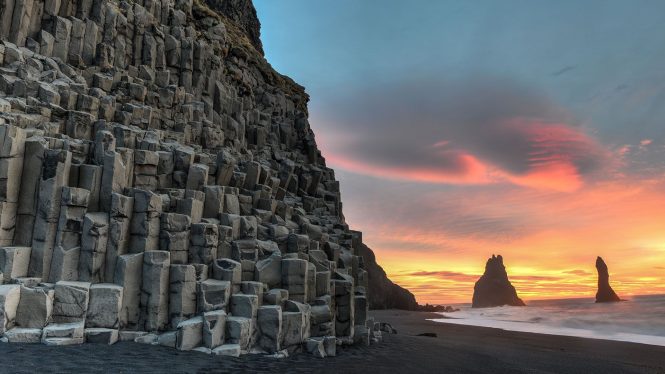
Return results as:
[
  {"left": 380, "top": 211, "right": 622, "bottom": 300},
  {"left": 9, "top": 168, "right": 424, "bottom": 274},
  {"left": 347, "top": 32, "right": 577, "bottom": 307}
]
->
[{"left": 431, "top": 294, "right": 665, "bottom": 347}]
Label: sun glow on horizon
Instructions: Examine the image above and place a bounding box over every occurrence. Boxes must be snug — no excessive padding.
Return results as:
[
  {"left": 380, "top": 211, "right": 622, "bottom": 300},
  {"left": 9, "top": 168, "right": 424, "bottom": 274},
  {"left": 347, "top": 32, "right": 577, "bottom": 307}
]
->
[
  {"left": 336, "top": 166, "right": 665, "bottom": 305},
  {"left": 255, "top": 0, "right": 665, "bottom": 308}
]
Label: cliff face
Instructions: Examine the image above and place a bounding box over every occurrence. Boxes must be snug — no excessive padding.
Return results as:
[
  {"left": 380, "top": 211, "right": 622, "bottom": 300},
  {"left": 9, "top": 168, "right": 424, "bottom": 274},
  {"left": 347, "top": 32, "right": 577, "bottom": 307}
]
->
[
  {"left": 472, "top": 255, "right": 525, "bottom": 308},
  {"left": 0, "top": 0, "right": 397, "bottom": 352},
  {"left": 595, "top": 256, "right": 621, "bottom": 303},
  {"left": 357, "top": 242, "right": 417, "bottom": 310},
  {"left": 204, "top": 0, "right": 263, "bottom": 55}
]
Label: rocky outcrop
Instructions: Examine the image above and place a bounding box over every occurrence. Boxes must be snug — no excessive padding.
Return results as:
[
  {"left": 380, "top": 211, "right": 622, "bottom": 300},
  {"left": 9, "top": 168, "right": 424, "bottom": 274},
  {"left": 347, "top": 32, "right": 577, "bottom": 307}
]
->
[
  {"left": 595, "top": 256, "right": 621, "bottom": 303},
  {"left": 0, "top": 0, "right": 387, "bottom": 355},
  {"left": 357, "top": 242, "right": 417, "bottom": 310},
  {"left": 204, "top": 0, "right": 263, "bottom": 55},
  {"left": 472, "top": 255, "right": 525, "bottom": 308}
]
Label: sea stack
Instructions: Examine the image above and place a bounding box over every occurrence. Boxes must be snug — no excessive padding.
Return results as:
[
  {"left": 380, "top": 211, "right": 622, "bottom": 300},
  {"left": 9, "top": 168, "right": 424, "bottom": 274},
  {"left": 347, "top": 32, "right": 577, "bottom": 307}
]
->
[
  {"left": 472, "top": 255, "right": 526, "bottom": 308},
  {"left": 595, "top": 257, "right": 621, "bottom": 303}
]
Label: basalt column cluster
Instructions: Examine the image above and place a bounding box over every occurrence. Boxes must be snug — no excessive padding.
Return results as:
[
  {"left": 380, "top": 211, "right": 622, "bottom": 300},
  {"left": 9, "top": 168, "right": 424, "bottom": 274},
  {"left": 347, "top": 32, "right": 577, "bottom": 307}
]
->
[{"left": 0, "top": 0, "right": 383, "bottom": 357}]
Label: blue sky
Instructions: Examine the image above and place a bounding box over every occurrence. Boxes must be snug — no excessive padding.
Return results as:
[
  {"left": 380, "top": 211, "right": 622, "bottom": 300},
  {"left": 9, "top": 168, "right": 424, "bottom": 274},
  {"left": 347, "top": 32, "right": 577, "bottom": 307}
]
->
[
  {"left": 254, "top": 0, "right": 665, "bottom": 303},
  {"left": 256, "top": 0, "right": 665, "bottom": 143}
]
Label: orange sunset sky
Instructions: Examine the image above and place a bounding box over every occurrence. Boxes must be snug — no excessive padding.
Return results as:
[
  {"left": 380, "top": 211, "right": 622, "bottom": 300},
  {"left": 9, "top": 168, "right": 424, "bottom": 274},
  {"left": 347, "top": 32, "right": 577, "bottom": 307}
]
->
[
  {"left": 256, "top": 1, "right": 665, "bottom": 304},
  {"left": 322, "top": 122, "right": 665, "bottom": 304}
]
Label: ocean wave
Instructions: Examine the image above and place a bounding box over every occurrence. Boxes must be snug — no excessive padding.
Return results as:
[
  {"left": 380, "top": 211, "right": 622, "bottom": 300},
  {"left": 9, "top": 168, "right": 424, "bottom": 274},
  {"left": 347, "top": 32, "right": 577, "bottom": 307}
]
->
[{"left": 430, "top": 294, "right": 665, "bottom": 346}]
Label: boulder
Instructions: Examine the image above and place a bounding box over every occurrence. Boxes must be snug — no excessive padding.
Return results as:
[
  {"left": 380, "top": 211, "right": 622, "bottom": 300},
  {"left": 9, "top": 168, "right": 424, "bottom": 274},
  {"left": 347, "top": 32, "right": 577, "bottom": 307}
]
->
[
  {"left": 0, "top": 284, "right": 20, "bottom": 334},
  {"left": 255, "top": 253, "right": 281, "bottom": 288},
  {"left": 229, "top": 294, "right": 258, "bottom": 319},
  {"left": 256, "top": 305, "right": 282, "bottom": 353},
  {"left": 212, "top": 258, "right": 241, "bottom": 290},
  {"left": 0, "top": 247, "right": 31, "bottom": 282},
  {"left": 263, "top": 288, "right": 288, "bottom": 307},
  {"left": 86, "top": 284, "right": 123, "bottom": 328},
  {"left": 176, "top": 316, "right": 203, "bottom": 351},
  {"left": 42, "top": 321, "right": 85, "bottom": 345},
  {"left": 52, "top": 281, "right": 91, "bottom": 323},
  {"left": 202, "top": 310, "right": 226, "bottom": 349},
  {"left": 85, "top": 328, "right": 119, "bottom": 345},
  {"left": 323, "top": 336, "right": 336, "bottom": 356},
  {"left": 197, "top": 279, "right": 231, "bottom": 313},
  {"left": 304, "top": 337, "right": 325, "bottom": 358},
  {"left": 5, "top": 327, "right": 43, "bottom": 343},
  {"left": 281, "top": 310, "right": 304, "bottom": 350},
  {"left": 212, "top": 343, "right": 241, "bottom": 357},
  {"left": 158, "top": 331, "right": 177, "bottom": 348},
  {"left": 225, "top": 316, "right": 251, "bottom": 350},
  {"left": 15, "top": 286, "right": 54, "bottom": 328}
]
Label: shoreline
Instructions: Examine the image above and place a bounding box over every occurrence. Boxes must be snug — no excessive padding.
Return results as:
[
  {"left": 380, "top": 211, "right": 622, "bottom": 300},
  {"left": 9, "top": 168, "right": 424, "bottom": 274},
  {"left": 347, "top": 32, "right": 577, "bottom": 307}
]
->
[
  {"left": 0, "top": 310, "right": 663, "bottom": 373},
  {"left": 428, "top": 313, "right": 665, "bottom": 348},
  {"left": 371, "top": 309, "right": 665, "bottom": 373}
]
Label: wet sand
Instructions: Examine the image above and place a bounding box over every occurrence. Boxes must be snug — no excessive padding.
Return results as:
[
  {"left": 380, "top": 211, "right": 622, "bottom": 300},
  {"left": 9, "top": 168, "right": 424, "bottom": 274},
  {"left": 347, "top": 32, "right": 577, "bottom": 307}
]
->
[{"left": 0, "top": 310, "right": 664, "bottom": 373}]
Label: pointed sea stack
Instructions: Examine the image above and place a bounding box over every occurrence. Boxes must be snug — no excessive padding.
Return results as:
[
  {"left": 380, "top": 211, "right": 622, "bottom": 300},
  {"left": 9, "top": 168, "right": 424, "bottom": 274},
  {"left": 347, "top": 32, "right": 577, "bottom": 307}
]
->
[
  {"left": 472, "top": 255, "right": 526, "bottom": 308},
  {"left": 595, "top": 257, "right": 621, "bottom": 303}
]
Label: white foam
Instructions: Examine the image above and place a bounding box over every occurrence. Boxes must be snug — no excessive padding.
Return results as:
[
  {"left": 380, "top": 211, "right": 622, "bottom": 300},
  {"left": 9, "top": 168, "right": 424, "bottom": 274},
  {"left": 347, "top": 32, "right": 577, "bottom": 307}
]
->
[
  {"left": 429, "top": 295, "right": 665, "bottom": 347},
  {"left": 430, "top": 316, "right": 665, "bottom": 346}
]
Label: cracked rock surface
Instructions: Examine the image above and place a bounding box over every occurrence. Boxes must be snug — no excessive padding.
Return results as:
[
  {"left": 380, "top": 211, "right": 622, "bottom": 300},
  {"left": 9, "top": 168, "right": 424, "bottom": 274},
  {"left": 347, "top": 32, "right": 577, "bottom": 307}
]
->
[{"left": 0, "top": 0, "right": 390, "bottom": 356}]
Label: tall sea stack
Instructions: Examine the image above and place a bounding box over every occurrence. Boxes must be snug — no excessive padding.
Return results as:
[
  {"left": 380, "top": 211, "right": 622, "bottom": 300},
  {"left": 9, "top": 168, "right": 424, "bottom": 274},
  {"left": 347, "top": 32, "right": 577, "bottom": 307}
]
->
[
  {"left": 472, "top": 255, "right": 526, "bottom": 308},
  {"left": 595, "top": 256, "right": 621, "bottom": 303}
]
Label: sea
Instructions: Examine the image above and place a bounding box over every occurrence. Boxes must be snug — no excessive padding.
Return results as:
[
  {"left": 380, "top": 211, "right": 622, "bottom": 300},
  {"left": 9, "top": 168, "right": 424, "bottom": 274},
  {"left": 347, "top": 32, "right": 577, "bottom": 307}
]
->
[{"left": 430, "top": 294, "right": 665, "bottom": 346}]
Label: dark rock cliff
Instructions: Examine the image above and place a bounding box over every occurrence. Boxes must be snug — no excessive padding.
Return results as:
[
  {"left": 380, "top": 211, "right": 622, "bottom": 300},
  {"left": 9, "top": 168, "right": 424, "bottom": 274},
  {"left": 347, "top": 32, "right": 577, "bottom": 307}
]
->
[
  {"left": 204, "top": 0, "right": 263, "bottom": 55},
  {"left": 0, "top": 2, "right": 418, "bottom": 355},
  {"left": 357, "top": 241, "right": 418, "bottom": 310},
  {"left": 472, "top": 255, "right": 525, "bottom": 308}
]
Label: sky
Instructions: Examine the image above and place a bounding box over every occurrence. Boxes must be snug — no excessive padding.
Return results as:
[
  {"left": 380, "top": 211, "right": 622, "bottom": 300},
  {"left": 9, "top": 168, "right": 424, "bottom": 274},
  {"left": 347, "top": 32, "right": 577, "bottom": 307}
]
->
[{"left": 254, "top": 0, "right": 665, "bottom": 304}]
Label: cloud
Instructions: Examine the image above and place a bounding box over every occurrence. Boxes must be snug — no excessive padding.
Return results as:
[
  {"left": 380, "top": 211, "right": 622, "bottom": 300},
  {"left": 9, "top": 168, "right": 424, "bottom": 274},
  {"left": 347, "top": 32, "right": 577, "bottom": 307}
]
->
[
  {"left": 404, "top": 270, "right": 562, "bottom": 282},
  {"left": 324, "top": 151, "right": 491, "bottom": 185},
  {"left": 336, "top": 173, "right": 532, "bottom": 243},
  {"left": 405, "top": 270, "right": 479, "bottom": 282},
  {"left": 316, "top": 75, "right": 610, "bottom": 191},
  {"left": 562, "top": 269, "right": 593, "bottom": 276},
  {"left": 510, "top": 275, "right": 563, "bottom": 281}
]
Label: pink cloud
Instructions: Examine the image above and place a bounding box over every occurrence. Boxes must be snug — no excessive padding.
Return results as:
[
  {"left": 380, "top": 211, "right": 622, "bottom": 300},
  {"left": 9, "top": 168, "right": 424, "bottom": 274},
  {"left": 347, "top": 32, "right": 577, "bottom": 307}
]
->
[
  {"left": 324, "top": 151, "right": 493, "bottom": 185},
  {"left": 323, "top": 117, "right": 608, "bottom": 192}
]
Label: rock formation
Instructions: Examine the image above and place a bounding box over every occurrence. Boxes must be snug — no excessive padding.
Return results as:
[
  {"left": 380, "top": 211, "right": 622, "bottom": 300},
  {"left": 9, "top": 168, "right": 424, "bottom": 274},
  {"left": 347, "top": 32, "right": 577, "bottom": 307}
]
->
[
  {"left": 205, "top": 0, "right": 263, "bottom": 55},
  {"left": 595, "top": 256, "right": 621, "bottom": 303},
  {"left": 0, "top": 0, "right": 391, "bottom": 355},
  {"left": 472, "top": 255, "right": 525, "bottom": 308},
  {"left": 357, "top": 242, "right": 417, "bottom": 310}
]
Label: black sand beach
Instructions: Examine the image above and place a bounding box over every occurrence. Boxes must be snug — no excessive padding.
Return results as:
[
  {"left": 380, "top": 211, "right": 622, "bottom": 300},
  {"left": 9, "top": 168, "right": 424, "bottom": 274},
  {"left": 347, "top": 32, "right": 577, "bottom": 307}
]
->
[{"left": 1, "top": 310, "right": 663, "bottom": 373}]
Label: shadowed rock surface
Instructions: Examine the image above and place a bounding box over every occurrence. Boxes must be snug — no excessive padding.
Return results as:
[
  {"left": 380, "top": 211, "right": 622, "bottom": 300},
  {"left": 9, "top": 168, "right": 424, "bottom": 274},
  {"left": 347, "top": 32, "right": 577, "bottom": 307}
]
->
[
  {"left": 595, "top": 256, "right": 621, "bottom": 303},
  {"left": 472, "top": 255, "right": 525, "bottom": 308},
  {"left": 357, "top": 242, "right": 417, "bottom": 310},
  {"left": 0, "top": 0, "right": 406, "bottom": 356},
  {"left": 205, "top": 0, "right": 263, "bottom": 55}
]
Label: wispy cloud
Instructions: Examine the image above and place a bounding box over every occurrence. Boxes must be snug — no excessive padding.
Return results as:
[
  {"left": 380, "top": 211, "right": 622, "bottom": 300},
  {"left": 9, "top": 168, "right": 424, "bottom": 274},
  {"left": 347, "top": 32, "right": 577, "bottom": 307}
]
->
[
  {"left": 406, "top": 270, "right": 479, "bottom": 282},
  {"left": 317, "top": 75, "right": 610, "bottom": 191},
  {"left": 562, "top": 269, "right": 593, "bottom": 276}
]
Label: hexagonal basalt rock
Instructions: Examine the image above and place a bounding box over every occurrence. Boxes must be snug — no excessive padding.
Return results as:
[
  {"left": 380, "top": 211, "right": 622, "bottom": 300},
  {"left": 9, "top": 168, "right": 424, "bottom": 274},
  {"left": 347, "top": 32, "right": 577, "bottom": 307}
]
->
[{"left": 0, "top": 0, "right": 386, "bottom": 358}]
